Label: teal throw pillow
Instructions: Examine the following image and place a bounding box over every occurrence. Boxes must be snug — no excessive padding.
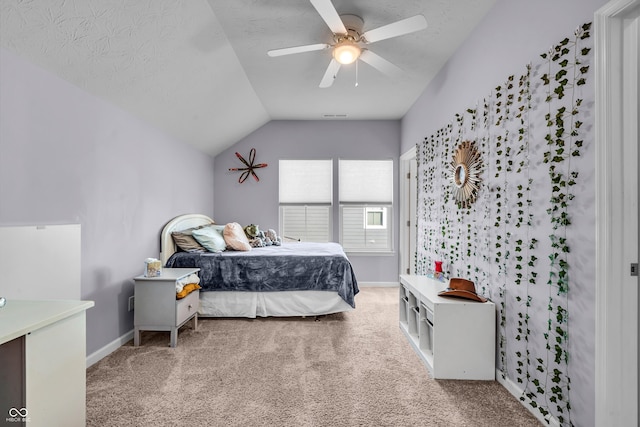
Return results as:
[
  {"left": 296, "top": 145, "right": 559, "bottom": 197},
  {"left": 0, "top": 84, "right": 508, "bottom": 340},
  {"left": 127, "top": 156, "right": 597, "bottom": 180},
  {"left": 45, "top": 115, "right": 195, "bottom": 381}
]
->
[{"left": 192, "top": 226, "right": 227, "bottom": 252}]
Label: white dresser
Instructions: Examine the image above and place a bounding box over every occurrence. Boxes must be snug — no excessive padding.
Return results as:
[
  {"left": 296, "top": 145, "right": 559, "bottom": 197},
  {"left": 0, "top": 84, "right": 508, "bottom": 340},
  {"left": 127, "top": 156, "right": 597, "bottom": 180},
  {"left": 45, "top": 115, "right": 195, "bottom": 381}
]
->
[
  {"left": 399, "top": 274, "right": 495, "bottom": 380},
  {"left": 0, "top": 299, "right": 94, "bottom": 427}
]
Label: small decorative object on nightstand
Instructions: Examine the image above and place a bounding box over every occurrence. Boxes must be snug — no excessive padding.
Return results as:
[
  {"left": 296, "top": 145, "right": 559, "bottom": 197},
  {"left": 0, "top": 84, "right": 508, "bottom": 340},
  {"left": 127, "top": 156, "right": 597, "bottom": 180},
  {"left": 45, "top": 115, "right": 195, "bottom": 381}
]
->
[
  {"left": 133, "top": 268, "right": 200, "bottom": 348},
  {"left": 144, "top": 258, "right": 162, "bottom": 277}
]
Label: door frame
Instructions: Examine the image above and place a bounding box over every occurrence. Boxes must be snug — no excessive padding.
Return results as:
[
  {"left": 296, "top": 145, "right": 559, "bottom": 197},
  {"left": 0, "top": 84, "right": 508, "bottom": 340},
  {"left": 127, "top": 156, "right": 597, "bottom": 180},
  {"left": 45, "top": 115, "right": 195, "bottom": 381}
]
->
[
  {"left": 399, "top": 146, "right": 417, "bottom": 276},
  {"left": 595, "top": 0, "right": 639, "bottom": 425}
]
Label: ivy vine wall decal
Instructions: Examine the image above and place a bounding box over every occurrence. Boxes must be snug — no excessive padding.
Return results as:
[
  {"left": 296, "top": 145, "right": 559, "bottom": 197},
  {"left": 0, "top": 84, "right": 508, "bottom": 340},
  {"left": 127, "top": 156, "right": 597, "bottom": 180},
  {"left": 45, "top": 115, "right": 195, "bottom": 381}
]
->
[{"left": 415, "top": 23, "right": 593, "bottom": 426}]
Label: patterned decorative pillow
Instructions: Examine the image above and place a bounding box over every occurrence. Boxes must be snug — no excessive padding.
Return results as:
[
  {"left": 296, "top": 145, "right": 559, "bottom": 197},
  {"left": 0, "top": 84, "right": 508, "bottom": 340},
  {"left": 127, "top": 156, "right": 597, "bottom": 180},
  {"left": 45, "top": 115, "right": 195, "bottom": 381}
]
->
[{"left": 223, "top": 222, "right": 252, "bottom": 251}]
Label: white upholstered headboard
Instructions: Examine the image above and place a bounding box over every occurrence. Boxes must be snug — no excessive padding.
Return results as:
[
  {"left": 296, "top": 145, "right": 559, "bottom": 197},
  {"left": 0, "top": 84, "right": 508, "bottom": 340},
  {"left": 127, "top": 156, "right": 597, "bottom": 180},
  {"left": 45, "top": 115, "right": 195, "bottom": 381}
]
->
[{"left": 160, "top": 214, "right": 215, "bottom": 266}]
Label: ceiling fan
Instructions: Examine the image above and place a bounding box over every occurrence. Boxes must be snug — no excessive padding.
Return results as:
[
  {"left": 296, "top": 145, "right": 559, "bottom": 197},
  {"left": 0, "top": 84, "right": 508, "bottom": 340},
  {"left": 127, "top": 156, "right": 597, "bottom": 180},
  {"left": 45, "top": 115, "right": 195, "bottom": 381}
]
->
[{"left": 267, "top": 0, "right": 428, "bottom": 88}]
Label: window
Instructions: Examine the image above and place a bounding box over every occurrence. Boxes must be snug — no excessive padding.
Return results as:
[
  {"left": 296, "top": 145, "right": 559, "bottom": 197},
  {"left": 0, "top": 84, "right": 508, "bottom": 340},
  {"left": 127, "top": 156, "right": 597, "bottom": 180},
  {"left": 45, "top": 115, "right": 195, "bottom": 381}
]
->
[
  {"left": 365, "top": 207, "right": 387, "bottom": 229},
  {"left": 339, "top": 160, "right": 393, "bottom": 253},
  {"left": 279, "top": 160, "right": 332, "bottom": 242}
]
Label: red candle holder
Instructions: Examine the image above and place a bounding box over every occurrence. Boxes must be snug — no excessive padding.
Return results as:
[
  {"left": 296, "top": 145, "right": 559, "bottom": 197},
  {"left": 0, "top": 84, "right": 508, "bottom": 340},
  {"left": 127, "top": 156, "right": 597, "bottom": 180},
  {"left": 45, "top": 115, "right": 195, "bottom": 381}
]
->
[{"left": 435, "top": 261, "right": 443, "bottom": 273}]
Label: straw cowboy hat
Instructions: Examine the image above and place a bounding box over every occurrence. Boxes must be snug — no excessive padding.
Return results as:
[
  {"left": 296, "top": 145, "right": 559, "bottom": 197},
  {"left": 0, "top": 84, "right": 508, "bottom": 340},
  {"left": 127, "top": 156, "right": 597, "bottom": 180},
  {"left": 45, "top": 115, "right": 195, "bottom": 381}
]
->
[{"left": 438, "top": 278, "right": 487, "bottom": 302}]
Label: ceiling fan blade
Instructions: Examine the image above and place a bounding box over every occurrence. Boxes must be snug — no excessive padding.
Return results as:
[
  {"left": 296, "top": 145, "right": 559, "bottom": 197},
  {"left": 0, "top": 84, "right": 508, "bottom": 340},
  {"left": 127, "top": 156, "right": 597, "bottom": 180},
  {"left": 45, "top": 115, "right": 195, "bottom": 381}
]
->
[
  {"left": 319, "top": 59, "right": 341, "bottom": 88},
  {"left": 310, "top": 0, "right": 347, "bottom": 35},
  {"left": 268, "top": 43, "right": 330, "bottom": 57},
  {"left": 362, "top": 15, "right": 427, "bottom": 43},
  {"left": 359, "top": 50, "right": 403, "bottom": 78}
]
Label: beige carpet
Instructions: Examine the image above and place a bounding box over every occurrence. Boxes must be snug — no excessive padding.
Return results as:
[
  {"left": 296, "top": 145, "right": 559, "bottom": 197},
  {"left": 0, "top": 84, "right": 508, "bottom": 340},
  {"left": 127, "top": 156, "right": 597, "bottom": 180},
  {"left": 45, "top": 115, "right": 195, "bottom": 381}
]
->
[{"left": 86, "top": 287, "right": 541, "bottom": 426}]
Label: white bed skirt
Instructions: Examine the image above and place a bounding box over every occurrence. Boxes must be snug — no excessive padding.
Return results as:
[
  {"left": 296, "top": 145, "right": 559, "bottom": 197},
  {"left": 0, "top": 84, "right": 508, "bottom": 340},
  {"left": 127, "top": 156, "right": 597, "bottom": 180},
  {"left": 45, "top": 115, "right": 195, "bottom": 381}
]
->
[{"left": 198, "top": 291, "right": 353, "bottom": 318}]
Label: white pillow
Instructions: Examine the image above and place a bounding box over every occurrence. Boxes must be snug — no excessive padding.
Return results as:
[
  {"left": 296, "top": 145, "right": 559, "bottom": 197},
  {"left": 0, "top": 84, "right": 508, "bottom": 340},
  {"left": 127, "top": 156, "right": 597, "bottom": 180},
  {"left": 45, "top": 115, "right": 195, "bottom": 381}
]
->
[
  {"left": 192, "top": 226, "right": 227, "bottom": 252},
  {"left": 223, "top": 222, "right": 252, "bottom": 251}
]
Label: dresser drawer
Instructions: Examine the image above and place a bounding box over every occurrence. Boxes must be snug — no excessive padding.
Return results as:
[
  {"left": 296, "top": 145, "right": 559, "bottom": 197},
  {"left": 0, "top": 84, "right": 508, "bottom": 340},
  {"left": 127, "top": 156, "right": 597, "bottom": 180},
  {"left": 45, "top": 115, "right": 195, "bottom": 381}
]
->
[{"left": 176, "top": 290, "right": 199, "bottom": 325}]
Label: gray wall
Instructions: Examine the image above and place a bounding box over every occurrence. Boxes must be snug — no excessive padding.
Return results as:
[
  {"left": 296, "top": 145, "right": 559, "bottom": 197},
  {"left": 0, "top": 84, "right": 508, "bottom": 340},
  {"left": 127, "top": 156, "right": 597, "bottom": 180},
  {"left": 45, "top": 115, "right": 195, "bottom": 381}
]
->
[
  {"left": 400, "top": 1, "right": 607, "bottom": 426},
  {"left": 0, "top": 48, "right": 215, "bottom": 356},
  {"left": 213, "top": 120, "right": 401, "bottom": 283},
  {"left": 402, "top": 0, "right": 606, "bottom": 153}
]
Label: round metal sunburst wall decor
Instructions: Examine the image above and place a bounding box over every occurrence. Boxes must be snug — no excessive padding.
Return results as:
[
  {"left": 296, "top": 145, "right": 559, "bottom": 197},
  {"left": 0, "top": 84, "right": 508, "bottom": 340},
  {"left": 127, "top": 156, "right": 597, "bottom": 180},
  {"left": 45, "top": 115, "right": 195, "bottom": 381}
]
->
[{"left": 449, "top": 140, "right": 483, "bottom": 209}]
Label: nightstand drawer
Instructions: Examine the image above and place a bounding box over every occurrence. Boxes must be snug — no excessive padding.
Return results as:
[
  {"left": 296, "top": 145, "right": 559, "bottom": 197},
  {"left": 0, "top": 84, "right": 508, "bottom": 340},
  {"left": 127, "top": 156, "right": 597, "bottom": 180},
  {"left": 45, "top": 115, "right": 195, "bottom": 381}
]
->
[{"left": 176, "top": 290, "right": 199, "bottom": 325}]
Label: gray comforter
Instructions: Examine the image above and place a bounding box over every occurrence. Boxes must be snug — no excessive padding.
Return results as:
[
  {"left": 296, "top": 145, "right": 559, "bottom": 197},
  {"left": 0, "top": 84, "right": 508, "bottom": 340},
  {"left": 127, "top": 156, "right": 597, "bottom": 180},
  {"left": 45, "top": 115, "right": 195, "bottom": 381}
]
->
[{"left": 165, "top": 242, "right": 359, "bottom": 307}]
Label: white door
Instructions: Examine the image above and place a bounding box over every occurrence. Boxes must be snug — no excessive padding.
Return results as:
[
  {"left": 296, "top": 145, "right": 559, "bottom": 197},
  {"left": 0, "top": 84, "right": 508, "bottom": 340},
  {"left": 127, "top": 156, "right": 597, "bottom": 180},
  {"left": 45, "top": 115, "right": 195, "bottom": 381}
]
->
[{"left": 595, "top": 1, "right": 639, "bottom": 425}]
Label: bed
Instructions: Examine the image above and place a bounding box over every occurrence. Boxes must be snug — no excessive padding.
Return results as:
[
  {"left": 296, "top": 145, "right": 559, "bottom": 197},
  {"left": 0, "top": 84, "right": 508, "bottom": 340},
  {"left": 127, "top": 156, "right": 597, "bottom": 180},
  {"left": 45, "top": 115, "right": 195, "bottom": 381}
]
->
[{"left": 160, "top": 214, "right": 359, "bottom": 318}]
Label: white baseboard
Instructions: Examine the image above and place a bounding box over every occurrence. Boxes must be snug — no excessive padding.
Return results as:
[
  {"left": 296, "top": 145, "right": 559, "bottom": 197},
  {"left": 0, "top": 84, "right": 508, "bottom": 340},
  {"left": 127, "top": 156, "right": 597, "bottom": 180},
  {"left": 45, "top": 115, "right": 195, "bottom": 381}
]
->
[
  {"left": 496, "top": 370, "right": 560, "bottom": 427},
  {"left": 86, "top": 329, "right": 133, "bottom": 368},
  {"left": 358, "top": 281, "right": 399, "bottom": 287}
]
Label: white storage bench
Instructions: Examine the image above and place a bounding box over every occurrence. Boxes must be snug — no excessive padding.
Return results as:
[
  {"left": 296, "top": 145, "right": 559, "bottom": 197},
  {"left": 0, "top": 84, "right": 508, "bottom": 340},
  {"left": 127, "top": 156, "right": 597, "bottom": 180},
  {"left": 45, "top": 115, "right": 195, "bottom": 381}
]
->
[{"left": 399, "top": 274, "right": 496, "bottom": 380}]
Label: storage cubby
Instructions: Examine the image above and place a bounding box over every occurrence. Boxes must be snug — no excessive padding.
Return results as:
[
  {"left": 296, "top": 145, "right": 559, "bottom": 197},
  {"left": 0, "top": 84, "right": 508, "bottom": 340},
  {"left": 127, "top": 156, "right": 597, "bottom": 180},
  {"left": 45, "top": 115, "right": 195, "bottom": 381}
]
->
[
  {"left": 399, "top": 286, "right": 408, "bottom": 326},
  {"left": 418, "top": 303, "right": 433, "bottom": 356},
  {"left": 399, "top": 274, "right": 496, "bottom": 380},
  {"left": 407, "top": 292, "right": 419, "bottom": 338}
]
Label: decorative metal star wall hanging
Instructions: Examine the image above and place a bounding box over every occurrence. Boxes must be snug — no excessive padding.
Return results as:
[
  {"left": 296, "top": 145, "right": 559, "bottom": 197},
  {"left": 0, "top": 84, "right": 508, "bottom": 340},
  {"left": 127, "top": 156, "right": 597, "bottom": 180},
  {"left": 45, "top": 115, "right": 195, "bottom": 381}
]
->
[{"left": 229, "top": 148, "right": 268, "bottom": 183}]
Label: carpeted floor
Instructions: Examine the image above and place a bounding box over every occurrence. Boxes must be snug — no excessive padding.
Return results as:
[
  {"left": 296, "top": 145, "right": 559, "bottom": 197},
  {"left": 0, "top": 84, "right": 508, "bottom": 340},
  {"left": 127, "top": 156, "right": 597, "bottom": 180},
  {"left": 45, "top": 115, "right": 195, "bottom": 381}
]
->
[{"left": 86, "top": 287, "right": 541, "bottom": 426}]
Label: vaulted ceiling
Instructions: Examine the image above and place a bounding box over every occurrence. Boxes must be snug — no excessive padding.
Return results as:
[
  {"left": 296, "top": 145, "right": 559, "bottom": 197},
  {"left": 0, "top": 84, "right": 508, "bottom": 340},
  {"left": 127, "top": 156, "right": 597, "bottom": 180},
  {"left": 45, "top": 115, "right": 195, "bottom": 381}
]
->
[{"left": 0, "top": 0, "right": 496, "bottom": 157}]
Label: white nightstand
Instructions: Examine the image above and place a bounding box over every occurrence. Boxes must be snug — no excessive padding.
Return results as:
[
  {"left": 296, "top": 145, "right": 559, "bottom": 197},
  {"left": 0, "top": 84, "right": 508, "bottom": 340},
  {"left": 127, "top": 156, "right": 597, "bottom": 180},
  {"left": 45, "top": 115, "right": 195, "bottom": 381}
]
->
[{"left": 133, "top": 268, "right": 200, "bottom": 348}]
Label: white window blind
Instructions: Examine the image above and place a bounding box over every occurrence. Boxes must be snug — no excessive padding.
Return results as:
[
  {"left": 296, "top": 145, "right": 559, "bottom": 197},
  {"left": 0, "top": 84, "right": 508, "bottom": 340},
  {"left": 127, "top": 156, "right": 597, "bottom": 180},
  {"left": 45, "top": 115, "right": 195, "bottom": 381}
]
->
[
  {"left": 279, "top": 160, "right": 333, "bottom": 204},
  {"left": 339, "top": 160, "right": 393, "bottom": 204},
  {"left": 279, "top": 205, "right": 331, "bottom": 242},
  {"left": 279, "top": 160, "right": 332, "bottom": 243}
]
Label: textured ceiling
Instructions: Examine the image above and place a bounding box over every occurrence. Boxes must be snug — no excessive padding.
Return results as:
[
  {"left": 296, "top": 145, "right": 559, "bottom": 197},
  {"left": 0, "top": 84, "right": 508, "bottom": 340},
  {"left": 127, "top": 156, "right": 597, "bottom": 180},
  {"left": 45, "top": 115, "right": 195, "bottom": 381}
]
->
[{"left": 0, "top": 0, "right": 496, "bottom": 157}]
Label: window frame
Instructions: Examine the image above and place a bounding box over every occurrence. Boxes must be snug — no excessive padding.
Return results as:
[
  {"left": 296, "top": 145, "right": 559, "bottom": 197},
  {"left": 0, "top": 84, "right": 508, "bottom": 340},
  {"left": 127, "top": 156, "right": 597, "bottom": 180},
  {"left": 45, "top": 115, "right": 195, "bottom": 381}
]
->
[
  {"left": 339, "top": 204, "right": 394, "bottom": 254},
  {"left": 338, "top": 159, "right": 394, "bottom": 254}
]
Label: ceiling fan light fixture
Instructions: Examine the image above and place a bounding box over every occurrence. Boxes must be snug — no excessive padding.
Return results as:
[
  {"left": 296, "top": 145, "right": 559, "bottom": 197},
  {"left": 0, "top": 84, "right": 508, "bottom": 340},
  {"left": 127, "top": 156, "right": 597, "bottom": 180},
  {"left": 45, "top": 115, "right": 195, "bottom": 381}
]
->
[{"left": 333, "top": 41, "right": 361, "bottom": 65}]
